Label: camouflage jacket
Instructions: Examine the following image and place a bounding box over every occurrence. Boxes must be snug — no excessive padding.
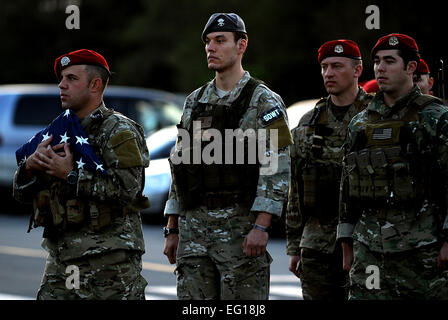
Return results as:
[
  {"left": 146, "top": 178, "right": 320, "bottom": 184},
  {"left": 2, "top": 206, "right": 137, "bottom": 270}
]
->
[
  {"left": 13, "top": 103, "right": 149, "bottom": 261},
  {"left": 286, "top": 88, "right": 371, "bottom": 255},
  {"left": 337, "top": 86, "right": 448, "bottom": 253},
  {"left": 164, "top": 71, "right": 292, "bottom": 218}
]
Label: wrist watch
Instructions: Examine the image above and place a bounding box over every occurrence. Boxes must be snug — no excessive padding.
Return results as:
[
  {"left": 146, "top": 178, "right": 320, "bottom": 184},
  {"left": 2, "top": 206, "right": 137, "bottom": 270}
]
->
[
  {"left": 163, "top": 227, "right": 179, "bottom": 238},
  {"left": 66, "top": 170, "right": 78, "bottom": 185},
  {"left": 253, "top": 223, "right": 270, "bottom": 233}
]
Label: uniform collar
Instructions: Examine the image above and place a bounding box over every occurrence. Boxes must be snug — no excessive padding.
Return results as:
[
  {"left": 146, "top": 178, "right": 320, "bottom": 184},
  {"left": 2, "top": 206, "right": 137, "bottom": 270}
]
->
[
  {"left": 198, "top": 71, "right": 251, "bottom": 105},
  {"left": 79, "top": 101, "right": 108, "bottom": 129},
  {"left": 368, "top": 85, "right": 421, "bottom": 117}
]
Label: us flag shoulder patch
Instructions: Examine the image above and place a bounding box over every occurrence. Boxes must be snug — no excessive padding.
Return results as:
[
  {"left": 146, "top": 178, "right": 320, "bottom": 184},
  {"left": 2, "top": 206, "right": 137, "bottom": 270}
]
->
[{"left": 372, "top": 127, "right": 392, "bottom": 140}]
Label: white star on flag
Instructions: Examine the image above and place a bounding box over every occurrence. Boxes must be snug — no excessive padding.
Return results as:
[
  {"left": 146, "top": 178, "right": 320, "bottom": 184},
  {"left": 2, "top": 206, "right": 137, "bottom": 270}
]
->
[
  {"left": 75, "top": 136, "right": 89, "bottom": 145},
  {"left": 94, "top": 162, "right": 104, "bottom": 172},
  {"left": 42, "top": 132, "right": 51, "bottom": 142},
  {"left": 60, "top": 132, "right": 70, "bottom": 143},
  {"left": 76, "top": 158, "right": 85, "bottom": 170}
]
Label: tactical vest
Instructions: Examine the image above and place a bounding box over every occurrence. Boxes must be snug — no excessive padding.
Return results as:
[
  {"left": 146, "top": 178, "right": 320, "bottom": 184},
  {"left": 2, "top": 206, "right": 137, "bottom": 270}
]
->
[
  {"left": 345, "top": 94, "right": 442, "bottom": 209},
  {"left": 171, "top": 77, "right": 262, "bottom": 210},
  {"left": 299, "top": 97, "right": 368, "bottom": 217}
]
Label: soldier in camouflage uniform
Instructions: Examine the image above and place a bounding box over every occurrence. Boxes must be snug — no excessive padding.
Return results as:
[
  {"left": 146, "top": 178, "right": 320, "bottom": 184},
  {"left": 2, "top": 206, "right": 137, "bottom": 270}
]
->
[
  {"left": 286, "top": 40, "right": 371, "bottom": 300},
  {"left": 163, "top": 13, "right": 292, "bottom": 300},
  {"left": 337, "top": 34, "right": 448, "bottom": 299},
  {"left": 13, "top": 49, "right": 149, "bottom": 299}
]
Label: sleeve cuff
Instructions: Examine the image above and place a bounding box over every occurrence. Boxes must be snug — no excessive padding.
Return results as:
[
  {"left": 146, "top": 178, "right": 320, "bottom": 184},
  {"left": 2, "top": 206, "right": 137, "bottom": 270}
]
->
[
  {"left": 13, "top": 162, "right": 37, "bottom": 194},
  {"left": 250, "top": 196, "right": 284, "bottom": 218},
  {"left": 336, "top": 223, "right": 355, "bottom": 240},
  {"left": 164, "top": 198, "right": 181, "bottom": 216}
]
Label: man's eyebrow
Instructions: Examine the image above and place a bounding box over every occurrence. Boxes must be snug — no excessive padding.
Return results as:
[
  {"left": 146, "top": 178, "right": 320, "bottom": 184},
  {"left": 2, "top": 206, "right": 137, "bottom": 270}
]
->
[
  {"left": 374, "top": 55, "right": 396, "bottom": 60},
  {"left": 62, "top": 73, "right": 79, "bottom": 79},
  {"left": 206, "top": 34, "right": 226, "bottom": 41}
]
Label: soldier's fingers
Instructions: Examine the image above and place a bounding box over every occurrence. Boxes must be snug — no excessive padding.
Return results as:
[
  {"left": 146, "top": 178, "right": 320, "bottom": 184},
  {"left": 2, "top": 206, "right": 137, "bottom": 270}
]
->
[
  {"left": 64, "top": 143, "right": 72, "bottom": 156},
  {"left": 35, "top": 153, "right": 51, "bottom": 166},
  {"left": 52, "top": 143, "right": 65, "bottom": 151},
  {"left": 46, "top": 145, "right": 58, "bottom": 158},
  {"left": 39, "top": 135, "right": 53, "bottom": 147}
]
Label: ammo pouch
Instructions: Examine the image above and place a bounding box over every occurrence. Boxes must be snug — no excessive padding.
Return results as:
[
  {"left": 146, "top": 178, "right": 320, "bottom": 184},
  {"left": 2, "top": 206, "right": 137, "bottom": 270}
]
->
[
  {"left": 30, "top": 190, "right": 51, "bottom": 232},
  {"left": 346, "top": 146, "right": 417, "bottom": 204},
  {"left": 88, "top": 201, "right": 111, "bottom": 231},
  {"left": 66, "top": 199, "right": 85, "bottom": 225},
  {"left": 42, "top": 196, "right": 128, "bottom": 232}
]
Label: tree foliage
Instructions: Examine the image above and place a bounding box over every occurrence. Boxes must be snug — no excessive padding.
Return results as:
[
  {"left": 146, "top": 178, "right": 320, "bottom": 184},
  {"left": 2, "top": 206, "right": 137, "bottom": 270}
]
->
[{"left": 0, "top": 0, "right": 445, "bottom": 106}]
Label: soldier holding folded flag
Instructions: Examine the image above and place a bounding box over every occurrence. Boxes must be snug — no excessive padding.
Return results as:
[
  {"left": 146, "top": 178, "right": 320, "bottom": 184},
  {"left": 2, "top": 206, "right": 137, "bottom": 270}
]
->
[{"left": 13, "top": 49, "right": 150, "bottom": 300}]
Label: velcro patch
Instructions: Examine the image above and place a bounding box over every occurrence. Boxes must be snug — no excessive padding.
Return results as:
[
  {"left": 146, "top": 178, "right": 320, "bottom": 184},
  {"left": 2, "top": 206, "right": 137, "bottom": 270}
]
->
[
  {"left": 260, "top": 106, "right": 283, "bottom": 126},
  {"left": 110, "top": 130, "right": 143, "bottom": 168}
]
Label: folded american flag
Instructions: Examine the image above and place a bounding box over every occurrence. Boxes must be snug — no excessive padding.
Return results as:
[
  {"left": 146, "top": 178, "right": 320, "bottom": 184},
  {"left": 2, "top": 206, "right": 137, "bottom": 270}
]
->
[{"left": 15, "top": 109, "right": 106, "bottom": 174}]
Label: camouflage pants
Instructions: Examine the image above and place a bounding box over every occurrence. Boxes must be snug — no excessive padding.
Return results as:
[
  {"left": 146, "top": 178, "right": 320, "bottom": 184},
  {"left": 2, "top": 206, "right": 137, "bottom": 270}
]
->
[
  {"left": 37, "top": 249, "right": 147, "bottom": 300},
  {"left": 176, "top": 205, "right": 272, "bottom": 300},
  {"left": 349, "top": 241, "right": 448, "bottom": 300},
  {"left": 299, "top": 247, "right": 348, "bottom": 300}
]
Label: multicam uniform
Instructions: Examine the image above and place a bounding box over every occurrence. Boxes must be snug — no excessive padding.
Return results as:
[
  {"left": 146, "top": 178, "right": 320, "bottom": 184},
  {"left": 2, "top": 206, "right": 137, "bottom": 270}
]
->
[
  {"left": 337, "top": 86, "right": 448, "bottom": 299},
  {"left": 13, "top": 103, "right": 149, "bottom": 300},
  {"left": 286, "top": 88, "right": 371, "bottom": 300},
  {"left": 164, "top": 71, "right": 292, "bottom": 299}
]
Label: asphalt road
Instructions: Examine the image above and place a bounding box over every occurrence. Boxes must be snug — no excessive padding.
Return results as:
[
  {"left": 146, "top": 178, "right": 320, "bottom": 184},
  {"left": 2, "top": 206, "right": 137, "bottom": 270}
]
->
[{"left": 0, "top": 212, "right": 302, "bottom": 300}]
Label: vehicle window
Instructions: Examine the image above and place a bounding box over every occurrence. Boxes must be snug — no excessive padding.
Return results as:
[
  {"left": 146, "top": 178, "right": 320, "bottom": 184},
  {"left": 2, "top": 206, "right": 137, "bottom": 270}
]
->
[
  {"left": 102, "top": 97, "right": 130, "bottom": 118},
  {"left": 104, "top": 97, "right": 181, "bottom": 134},
  {"left": 149, "top": 140, "right": 175, "bottom": 160},
  {"left": 14, "top": 95, "right": 62, "bottom": 126},
  {"left": 135, "top": 100, "right": 182, "bottom": 134}
]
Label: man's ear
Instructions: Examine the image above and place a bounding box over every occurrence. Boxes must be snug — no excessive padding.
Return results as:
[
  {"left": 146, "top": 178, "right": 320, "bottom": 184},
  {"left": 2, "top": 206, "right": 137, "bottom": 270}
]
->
[
  {"left": 407, "top": 60, "right": 418, "bottom": 75},
  {"left": 354, "top": 63, "right": 363, "bottom": 78},
  {"left": 89, "top": 77, "right": 103, "bottom": 93},
  {"left": 238, "top": 38, "right": 248, "bottom": 55}
]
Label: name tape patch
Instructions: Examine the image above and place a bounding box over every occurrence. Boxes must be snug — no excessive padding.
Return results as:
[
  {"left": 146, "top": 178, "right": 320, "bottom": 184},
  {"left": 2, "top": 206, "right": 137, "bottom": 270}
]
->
[{"left": 260, "top": 106, "right": 283, "bottom": 126}]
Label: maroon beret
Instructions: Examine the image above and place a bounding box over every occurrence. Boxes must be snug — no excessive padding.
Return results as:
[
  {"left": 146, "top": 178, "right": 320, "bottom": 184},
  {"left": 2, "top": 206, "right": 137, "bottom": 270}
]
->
[
  {"left": 361, "top": 79, "right": 379, "bottom": 93},
  {"left": 371, "top": 33, "right": 419, "bottom": 58},
  {"left": 416, "top": 58, "right": 430, "bottom": 74},
  {"left": 54, "top": 49, "right": 110, "bottom": 80},
  {"left": 318, "top": 39, "right": 362, "bottom": 63}
]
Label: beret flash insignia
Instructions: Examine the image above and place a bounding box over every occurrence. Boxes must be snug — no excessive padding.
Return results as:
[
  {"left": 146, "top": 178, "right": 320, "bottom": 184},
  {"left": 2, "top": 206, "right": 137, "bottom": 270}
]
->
[
  {"left": 334, "top": 44, "right": 344, "bottom": 53},
  {"left": 389, "top": 36, "right": 399, "bottom": 46},
  {"left": 61, "top": 56, "right": 70, "bottom": 66}
]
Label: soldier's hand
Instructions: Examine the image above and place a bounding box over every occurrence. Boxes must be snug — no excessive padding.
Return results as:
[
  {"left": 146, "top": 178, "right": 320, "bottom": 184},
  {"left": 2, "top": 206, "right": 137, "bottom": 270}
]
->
[
  {"left": 341, "top": 241, "right": 354, "bottom": 272},
  {"left": 289, "top": 255, "right": 301, "bottom": 278},
  {"left": 437, "top": 241, "right": 448, "bottom": 269},
  {"left": 163, "top": 234, "right": 179, "bottom": 264},
  {"left": 40, "top": 143, "right": 74, "bottom": 180},
  {"left": 242, "top": 228, "right": 269, "bottom": 257},
  {"left": 25, "top": 135, "right": 54, "bottom": 173}
]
